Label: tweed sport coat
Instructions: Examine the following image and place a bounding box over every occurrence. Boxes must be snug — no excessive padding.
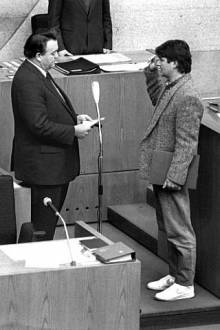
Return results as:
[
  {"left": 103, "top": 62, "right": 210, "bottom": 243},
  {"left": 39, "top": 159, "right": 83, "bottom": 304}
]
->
[
  {"left": 139, "top": 67, "right": 204, "bottom": 186},
  {"left": 11, "top": 60, "right": 80, "bottom": 185},
  {"left": 48, "top": 0, "right": 112, "bottom": 54}
]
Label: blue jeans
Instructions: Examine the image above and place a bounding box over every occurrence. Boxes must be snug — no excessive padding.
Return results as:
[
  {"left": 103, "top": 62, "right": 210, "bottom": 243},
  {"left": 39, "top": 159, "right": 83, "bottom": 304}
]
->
[{"left": 153, "top": 184, "right": 196, "bottom": 286}]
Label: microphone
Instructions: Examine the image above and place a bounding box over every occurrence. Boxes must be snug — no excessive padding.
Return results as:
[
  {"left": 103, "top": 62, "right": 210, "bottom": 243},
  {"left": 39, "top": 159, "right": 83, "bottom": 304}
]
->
[
  {"left": 43, "top": 197, "right": 75, "bottom": 266},
  {"left": 91, "top": 81, "right": 100, "bottom": 106},
  {"left": 91, "top": 81, "right": 102, "bottom": 145}
]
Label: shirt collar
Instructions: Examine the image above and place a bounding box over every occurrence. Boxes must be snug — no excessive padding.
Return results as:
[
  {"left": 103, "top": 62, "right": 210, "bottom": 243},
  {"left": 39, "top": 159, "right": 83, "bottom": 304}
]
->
[
  {"left": 27, "top": 59, "right": 47, "bottom": 77},
  {"left": 165, "top": 74, "right": 185, "bottom": 89}
]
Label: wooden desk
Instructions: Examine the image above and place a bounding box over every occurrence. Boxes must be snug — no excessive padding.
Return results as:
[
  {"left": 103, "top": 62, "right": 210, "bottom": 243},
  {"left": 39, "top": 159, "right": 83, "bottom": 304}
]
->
[
  {"left": 189, "top": 98, "right": 220, "bottom": 298},
  {"left": 0, "top": 221, "right": 140, "bottom": 330}
]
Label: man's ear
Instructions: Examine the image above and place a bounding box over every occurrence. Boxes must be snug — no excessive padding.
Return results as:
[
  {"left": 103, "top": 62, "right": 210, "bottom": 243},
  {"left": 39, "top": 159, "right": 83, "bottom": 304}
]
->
[
  {"left": 36, "top": 53, "right": 42, "bottom": 62},
  {"left": 173, "top": 60, "right": 178, "bottom": 69}
]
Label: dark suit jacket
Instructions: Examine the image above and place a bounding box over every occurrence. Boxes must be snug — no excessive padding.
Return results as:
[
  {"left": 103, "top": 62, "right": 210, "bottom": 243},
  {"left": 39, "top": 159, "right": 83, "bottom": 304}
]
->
[
  {"left": 48, "top": 0, "right": 112, "bottom": 54},
  {"left": 11, "top": 60, "right": 80, "bottom": 185}
]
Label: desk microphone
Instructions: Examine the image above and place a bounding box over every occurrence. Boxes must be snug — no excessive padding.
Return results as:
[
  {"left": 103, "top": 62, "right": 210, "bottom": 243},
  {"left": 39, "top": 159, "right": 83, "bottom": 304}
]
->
[{"left": 43, "top": 197, "right": 75, "bottom": 266}]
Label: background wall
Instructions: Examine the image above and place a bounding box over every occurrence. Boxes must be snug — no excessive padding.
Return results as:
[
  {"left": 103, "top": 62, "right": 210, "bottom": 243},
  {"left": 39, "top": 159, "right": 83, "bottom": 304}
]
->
[{"left": 0, "top": 0, "right": 220, "bottom": 60}]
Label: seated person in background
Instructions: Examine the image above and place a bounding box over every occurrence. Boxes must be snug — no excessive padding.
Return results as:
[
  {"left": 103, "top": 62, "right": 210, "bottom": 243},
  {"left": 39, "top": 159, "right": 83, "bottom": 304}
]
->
[{"left": 48, "top": 0, "right": 112, "bottom": 56}]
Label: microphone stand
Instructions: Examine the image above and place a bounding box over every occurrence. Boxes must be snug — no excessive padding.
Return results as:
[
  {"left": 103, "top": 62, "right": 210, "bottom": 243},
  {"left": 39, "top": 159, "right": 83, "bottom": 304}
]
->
[
  {"left": 97, "top": 103, "right": 103, "bottom": 234},
  {"left": 43, "top": 198, "right": 75, "bottom": 266},
  {"left": 92, "top": 81, "right": 103, "bottom": 233},
  {"left": 56, "top": 212, "right": 76, "bottom": 266}
]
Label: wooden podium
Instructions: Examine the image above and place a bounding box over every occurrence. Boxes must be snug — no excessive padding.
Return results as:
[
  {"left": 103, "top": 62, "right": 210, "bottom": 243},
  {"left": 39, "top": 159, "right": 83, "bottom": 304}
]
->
[
  {"left": 190, "top": 99, "right": 220, "bottom": 298},
  {"left": 0, "top": 221, "right": 140, "bottom": 330}
]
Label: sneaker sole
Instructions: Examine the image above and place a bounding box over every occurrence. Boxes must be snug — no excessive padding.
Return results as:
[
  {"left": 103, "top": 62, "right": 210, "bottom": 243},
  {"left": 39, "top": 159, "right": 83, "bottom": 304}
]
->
[
  {"left": 146, "top": 284, "right": 170, "bottom": 291},
  {"left": 155, "top": 293, "right": 195, "bottom": 301}
]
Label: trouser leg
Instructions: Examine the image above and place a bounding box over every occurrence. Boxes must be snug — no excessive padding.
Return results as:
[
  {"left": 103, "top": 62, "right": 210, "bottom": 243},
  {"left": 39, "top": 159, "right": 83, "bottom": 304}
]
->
[
  {"left": 153, "top": 185, "right": 196, "bottom": 286},
  {"left": 30, "top": 184, "right": 69, "bottom": 240}
]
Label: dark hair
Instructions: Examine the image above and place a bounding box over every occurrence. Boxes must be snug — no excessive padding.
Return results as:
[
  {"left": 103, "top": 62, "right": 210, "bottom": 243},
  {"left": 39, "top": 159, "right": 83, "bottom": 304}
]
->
[
  {"left": 24, "top": 32, "right": 57, "bottom": 59},
  {"left": 155, "top": 39, "right": 192, "bottom": 73}
]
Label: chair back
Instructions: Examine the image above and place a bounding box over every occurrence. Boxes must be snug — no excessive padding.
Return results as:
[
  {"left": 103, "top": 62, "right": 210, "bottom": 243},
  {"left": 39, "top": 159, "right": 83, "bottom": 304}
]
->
[
  {"left": 0, "top": 175, "right": 17, "bottom": 244},
  {"left": 31, "top": 14, "right": 49, "bottom": 34}
]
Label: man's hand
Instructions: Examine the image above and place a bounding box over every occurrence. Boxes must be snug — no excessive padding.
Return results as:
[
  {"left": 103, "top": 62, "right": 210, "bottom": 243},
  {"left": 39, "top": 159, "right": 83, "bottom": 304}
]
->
[
  {"left": 74, "top": 121, "right": 92, "bottom": 139},
  {"left": 77, "top": 114, "right": 93, "bottom": 125},
  {"left": 103, "top": 48, "right": 111, "bottom": 54},
  {"left": 148, "top": 56, "right": 160, "bottom": 71},
  {"left": 163, "top": 178, "right": 182, "bottom": 191}
]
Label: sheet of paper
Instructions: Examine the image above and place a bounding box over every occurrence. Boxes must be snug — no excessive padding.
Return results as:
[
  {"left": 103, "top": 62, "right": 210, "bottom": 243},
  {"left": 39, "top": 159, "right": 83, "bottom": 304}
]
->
[
  {"left": 67, "top": 52, "right": 132, "bottom": 65},
  {"left": 100, "top": 62, "right": 151, "bottom": 72}
]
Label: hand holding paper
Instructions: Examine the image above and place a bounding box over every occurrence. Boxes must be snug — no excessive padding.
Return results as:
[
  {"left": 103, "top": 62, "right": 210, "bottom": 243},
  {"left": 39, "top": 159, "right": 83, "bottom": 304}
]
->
[{"left": 88, "top": 117, "right": 105, "bottom": 128}]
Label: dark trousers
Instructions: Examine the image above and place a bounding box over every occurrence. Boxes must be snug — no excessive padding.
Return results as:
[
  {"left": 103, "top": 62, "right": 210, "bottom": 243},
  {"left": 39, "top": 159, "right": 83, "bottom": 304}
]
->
[
  {"left": 30, "top": 184, "right": 69, "bottom": 240},
  {"left": 153, "top": 184, "right": 196, "bottom": 286}
]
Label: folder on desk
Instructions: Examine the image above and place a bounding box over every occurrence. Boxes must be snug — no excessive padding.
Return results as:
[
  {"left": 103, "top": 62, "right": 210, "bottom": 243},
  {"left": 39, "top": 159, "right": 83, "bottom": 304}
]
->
[
  {"left": 80, "top": 237, "right": 108, "bottom": 250},
  {"left": 55, "top": 57, "right": 101, "bottom": 75},
  {"left": 94, "top": 241, "right": 136, "bottom": 264},
  {"left": 149, "top": 150, "right": 200, "bottom": 189}
]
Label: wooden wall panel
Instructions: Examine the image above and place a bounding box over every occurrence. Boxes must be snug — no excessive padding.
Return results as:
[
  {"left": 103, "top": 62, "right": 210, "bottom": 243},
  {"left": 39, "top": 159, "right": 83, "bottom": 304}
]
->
[
  {"left": 0, "top": 241, "right": 140, "bottom": 330},
  {"left": 0, "top": 68, "right": 152, "bottom": 226},
  {"left": 55, "top": 71, "right": 152, "bottom": 174},
  {"left": 61, "top": 170, "right": 146, "bottom": 224},
  {"left": 190, "top": 124, "right": 220, "bottom": 298}
]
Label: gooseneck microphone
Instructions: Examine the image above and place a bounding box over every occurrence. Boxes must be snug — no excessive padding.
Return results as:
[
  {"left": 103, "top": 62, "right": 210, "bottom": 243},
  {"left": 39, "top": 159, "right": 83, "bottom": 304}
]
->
[{"left": 43, "top": 197, "right": 75, "bottom": 266}]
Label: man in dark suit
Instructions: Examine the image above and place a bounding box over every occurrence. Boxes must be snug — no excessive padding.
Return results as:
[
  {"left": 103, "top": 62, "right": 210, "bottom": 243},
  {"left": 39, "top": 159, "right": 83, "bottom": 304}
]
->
[
  {"left": 11, "top": 32, "right": 93, "bottom": 240},
  {"left": 140, "top": 40, "right": 204, "bottom": 301},
  {"left": 48, "top": 0, "right": 112, "bottom": 55}
]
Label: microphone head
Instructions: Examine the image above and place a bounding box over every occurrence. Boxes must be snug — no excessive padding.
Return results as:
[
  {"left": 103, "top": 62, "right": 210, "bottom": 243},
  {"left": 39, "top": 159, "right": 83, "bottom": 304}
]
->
[
  {"left": 43, "top": 197, "right": 52, "bottom": 206},
  {"left": 92, "top": 81, "right": 100, "bottom": 104}
]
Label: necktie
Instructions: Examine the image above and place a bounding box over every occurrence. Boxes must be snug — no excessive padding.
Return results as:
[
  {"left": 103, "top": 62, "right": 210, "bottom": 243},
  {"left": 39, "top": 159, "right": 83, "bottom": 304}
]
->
[{"left": 46, "top": 73, "right": 66, "bottom": 103}]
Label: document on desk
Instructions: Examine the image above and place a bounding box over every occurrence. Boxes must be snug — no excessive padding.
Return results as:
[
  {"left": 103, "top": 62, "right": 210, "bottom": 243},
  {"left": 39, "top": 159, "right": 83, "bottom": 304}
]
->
[
  {"left": 70, "top": 52, "right": 132, "bottom": 65},
  {"left": 100, "top": 62, "right": 151, "bottom": 72}
]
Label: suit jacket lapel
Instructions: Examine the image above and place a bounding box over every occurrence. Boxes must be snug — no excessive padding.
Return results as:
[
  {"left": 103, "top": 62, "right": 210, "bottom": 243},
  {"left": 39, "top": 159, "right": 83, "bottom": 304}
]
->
[
  {"left": 46, "top": 73, "right": 76, "bottom": 120},
  {"left": 24, "top": 61, "right": 76, "bottom": 121},
  {"left": 88, "top": 0, "right": 97, "bottom": 17},
  {"left": 143, "top": 74, "right": 191, "bottom": 139},
  {"left": 76, "top": 0, "right": 89, "bottom": 14}
]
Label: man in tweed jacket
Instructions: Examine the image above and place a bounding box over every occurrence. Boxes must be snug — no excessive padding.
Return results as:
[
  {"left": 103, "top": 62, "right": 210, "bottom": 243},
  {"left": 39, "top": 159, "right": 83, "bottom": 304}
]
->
[{"left": 140, "top": 40, "right": 204, "bottom": 301}]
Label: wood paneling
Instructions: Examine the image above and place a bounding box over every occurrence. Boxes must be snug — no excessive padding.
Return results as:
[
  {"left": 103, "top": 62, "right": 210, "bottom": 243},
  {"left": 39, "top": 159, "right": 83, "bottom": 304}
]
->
[
  {"left": 0, "top": 230, "right": 140, "bottom": 330},
  {"left": 0, "top": 68, "right": 151, "bottom": 224},
  {"left": 190, "top": 124, "right": 220, "bottom": 298},
  {"left": 55, "top": 71, "right": 152, "bottom": 173},
  {"left": 0, "top": 264, "right": 140, "bottom": 330},
  {"left": 61, "top": 170, "right": 146, "bottom": 223}
]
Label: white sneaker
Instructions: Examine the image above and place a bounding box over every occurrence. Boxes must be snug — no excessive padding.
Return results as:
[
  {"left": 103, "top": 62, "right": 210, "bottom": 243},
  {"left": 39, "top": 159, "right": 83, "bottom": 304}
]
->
[
  {"left": 155, "top": 283, "right": 195, "bottom": 301},
  {"left": 147, "top": 275, "right": 175, "bottom": 291}
]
